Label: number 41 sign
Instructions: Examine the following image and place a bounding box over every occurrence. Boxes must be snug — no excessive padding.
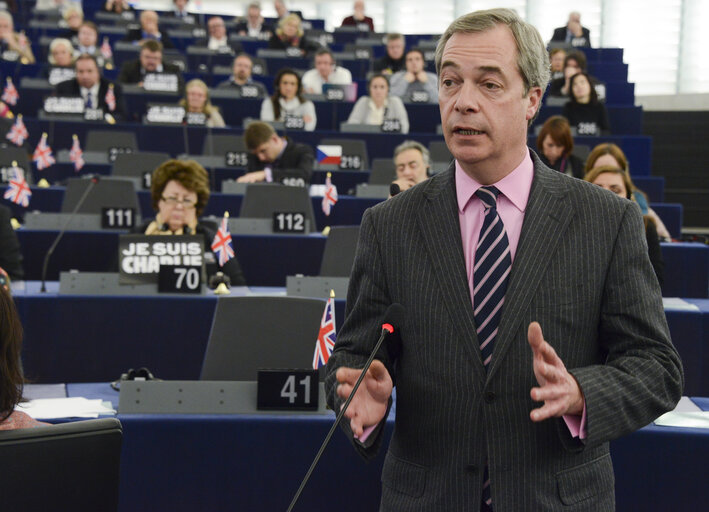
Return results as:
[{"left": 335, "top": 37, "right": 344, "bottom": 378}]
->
[{"left": 257, "top": 369, "right": 319, "bottom": 411}]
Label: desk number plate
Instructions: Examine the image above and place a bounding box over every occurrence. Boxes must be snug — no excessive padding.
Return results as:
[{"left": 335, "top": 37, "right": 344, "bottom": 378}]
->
[
  {"left": 257, "top": 369, "right": 318, "bottom": 411},
  {"left": 273, "top": 212, "right": 306, "bottom": 233},
  {"left": 158, "top": 265, "right": 202, "bottom": 294}
]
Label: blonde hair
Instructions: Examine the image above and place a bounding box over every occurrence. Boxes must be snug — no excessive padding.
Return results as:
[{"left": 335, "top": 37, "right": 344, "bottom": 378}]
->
[
  {"left": 277, "top": 14, "right": 303, "bottom": 39},
  {"left": 48, "top": 38, "right": 75, "bottom": 65},
  {"left": 180, "top": 79, "right": 219, "bottom": 117}
]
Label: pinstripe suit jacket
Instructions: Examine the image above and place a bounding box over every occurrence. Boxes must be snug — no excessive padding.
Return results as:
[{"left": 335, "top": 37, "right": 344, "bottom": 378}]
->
[{"left": 325, "top": 153, "right": 683, "bottom": 511}]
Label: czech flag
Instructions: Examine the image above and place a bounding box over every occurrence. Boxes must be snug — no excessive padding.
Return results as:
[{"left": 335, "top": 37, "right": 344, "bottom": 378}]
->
[{"left": 316, "top": 145, "right": 342, "bottom": 166}]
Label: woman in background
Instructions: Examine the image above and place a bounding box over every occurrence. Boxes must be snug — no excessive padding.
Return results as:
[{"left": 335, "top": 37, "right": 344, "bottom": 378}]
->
[
  {"left": 260, "top": 68, "right": 316, "bottom": 131},
  {"left": 0, "top": 285, "right": 45, "bottom": 430},
  {"left": 346, "top": 73, "right": 409, "bottom": 134},
  {"left": 562, "top": 71, "right": 609, "bottom": 136},
  {"left": 268, "top": 14, "right": 319, "bottom": 56},
  {"left": 585, "top": 142, "right": 671, "bottom": 239},
  {"left": 179, "top": 79, "right": 226, "bottom": 128},
  {"left": 585, "top": 166, "right": 664, "bottom": 286},
  {"left": 139, "top": 160, "right": 246, "bottom": 286},
  {"left": 536, "top": 115, "right": 584, "bottom": 179}
]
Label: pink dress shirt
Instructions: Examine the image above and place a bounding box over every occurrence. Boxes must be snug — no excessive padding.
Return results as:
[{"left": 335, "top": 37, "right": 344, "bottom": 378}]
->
[{"left": 456, "top": 152, "right": 586, "bottom": 439}]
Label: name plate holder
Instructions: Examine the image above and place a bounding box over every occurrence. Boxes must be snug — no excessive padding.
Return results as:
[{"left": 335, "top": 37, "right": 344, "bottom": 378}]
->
[
  {"left": 286, "top": 275, "right": 349, "bottom": 299},
  {"left": 23, "top": 212, "right": 105, "bottom": 231},
  {"left": 355, "top": 183, "right": 391, "bottom": 199},
  {"left": 118, "top": 380, "right": 329, "bottom": 414},
  {"left": 58, "top": 271, "right": 206, "bottom": 296}
]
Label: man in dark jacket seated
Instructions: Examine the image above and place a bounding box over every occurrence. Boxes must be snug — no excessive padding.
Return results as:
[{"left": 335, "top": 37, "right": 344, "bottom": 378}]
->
[
  {"left": 56, "top": 53, "right": 127, "bottom": 122},
  {"left": 118, "top": 40, "right": 184, "bottom": 93},
  {"left": 122, "top": 10, "right": 175, "bottom": 49},
  {"left": 238, "top": 121, "right": 313, "bottom": 187}
]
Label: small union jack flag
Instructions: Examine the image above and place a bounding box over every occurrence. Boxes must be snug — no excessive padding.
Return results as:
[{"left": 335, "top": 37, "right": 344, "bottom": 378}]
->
[
  {"left": 105, "top": 84, "right": 116, "bottom": 112},
  {"left": 321, "top": 172, "right": 338, "bottom": 216},
  {"left": 313, "top": 293, "right": 337, "bottom": 369},
  {"left": 2, "top": 77, "right": 18, "bottom": 106},
  {"left": 5, "top": 114, "right": 28, "bottom": 146},
  {"left": 33, "top": 133, "right": 55, "bottom": 170},
  {"left": 3, "top": 164, "right": 31, "bottom": 207},
  {"left": 100, "top": 37, "right": 113, "bottom": 60},
  {"left": 211, "top": 212, "right": 235, "bottom": 267},
  {"left": 70, "top": 134, "right": 84, "bottom": 172}
]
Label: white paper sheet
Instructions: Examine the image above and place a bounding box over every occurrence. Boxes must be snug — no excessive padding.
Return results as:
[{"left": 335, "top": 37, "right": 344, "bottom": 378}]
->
[{"left": 16, "top": 397, "right": 116, "bottom": 419}]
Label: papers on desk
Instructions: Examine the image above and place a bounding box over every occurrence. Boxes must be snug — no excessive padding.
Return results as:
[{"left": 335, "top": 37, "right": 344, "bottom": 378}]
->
[
  {"left": 16, "top": 397, "right": 116, "bottom": 419},
  {"left": 654, "top": 396, "right": 709, "bottom": 429},
  {"left": 662, "top": 298, "right": 700, "bottom": 311}
]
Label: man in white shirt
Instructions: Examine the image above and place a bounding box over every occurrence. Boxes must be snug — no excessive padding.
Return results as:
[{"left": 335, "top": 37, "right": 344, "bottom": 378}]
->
[
  {"left": 206, "top": 16, "right": 229, "bottom": 50},
  {"left": 301, "top": 48, "right": 353, "bottom": 94}
]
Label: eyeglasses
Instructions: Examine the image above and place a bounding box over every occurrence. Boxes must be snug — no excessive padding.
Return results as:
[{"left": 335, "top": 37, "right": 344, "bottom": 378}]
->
[{"left": 161, "top": 196, "right": 197, "bottom": 208}]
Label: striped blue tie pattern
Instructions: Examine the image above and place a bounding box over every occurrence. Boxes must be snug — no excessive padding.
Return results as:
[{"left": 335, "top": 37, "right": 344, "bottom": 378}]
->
[
  {"left": 473, "top": 186, "right": 511, "bottom": 369},
  {"left": 473, "top": 186, "right": 511, "bottom": 512}
]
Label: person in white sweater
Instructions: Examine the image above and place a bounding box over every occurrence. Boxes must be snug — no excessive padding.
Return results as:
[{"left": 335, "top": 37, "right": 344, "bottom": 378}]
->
[
  {"left": 345, "top": 73, "right": 409, "bottom": 133},
  {"left": 260, "top": 68, "right": 317, "bottom": 131}
]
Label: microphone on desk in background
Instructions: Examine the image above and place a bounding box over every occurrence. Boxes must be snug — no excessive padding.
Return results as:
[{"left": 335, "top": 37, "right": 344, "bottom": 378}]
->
[
  {"left": 286, "top": 303, "right": 406, "bottom": 512},
  {"left": 40, "top": 175, "right": 100, "bottom": 293}
]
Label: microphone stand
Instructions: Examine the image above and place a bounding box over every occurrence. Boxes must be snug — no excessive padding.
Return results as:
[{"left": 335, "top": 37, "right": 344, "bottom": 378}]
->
[
  {"left": 286, "top": 325, "right": 392, "bottom": 512},
  {"left": 40, "top": 176, "right": 99, "bottom": 292}
]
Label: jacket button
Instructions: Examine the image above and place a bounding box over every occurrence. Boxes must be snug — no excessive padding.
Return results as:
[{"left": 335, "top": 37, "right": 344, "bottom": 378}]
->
[{"left": 484, "top": 391, "right": 496, "bottom": 404}]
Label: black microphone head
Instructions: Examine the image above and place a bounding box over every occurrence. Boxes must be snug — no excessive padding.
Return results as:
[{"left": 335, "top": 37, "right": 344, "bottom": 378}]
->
[
  {"left": 381, "top": 303, "right": 405, "bottom": 333},
  {"left": 389, "top": 183, "right": 400, "bottom": 197}
]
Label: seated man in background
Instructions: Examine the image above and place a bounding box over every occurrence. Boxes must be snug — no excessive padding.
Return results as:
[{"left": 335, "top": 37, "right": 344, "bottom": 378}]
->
[
  {"left": 238, "top": 121, "right": 313, "bottom": 186},
  {"left": 549, "top": 48, "right": 565, "bottom": 80},
  {"left": 373, "top": 32, "right": 405, "bottom": 74},
  {"left": 551, "top": 11, "right": 591, "bottom": 47},
  {"left": 118, "top": 40, "right": 184, "bottom": 93},
  {"left": 341, "top": 0, "right": 374, "bottom": 32},
  {"left": 236, "top": 2, "right": 272, "bottom": 38},
  {"left": 198, "top": 16, "right": 237, "bottom": 51},
  {"left": 389, "top": 48, "right": 438, "bottom": 103},
  {"left": 216, "top": 53, "right": 267, "bottom": 98},
  {"left": 167, "top": 0, "right": 196, "bottom": 24},
  {"left": 391, "top": 139, "right": 429, "bottom": 193},
  {"left": 123, "top": 10, "right": 175, "bottom": 49},
  {"left": 56, "top": 53, "right": 126, "bottom": 121},
  {"left": 301, "top": 48, "right": 353, "bottom": 94},
  {"left": 548, "top": 50, "right": 605, "bottom": 101}
]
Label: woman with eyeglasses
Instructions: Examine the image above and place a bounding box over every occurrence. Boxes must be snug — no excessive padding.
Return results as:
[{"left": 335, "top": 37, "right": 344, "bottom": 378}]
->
[{"left": 137, "top": 159, "right": 246, "bottom": 286}]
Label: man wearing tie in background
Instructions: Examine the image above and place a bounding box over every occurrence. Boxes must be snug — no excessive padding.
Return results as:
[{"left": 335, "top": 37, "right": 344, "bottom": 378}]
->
[{"left": 326, "top": 8, "right": 682, "bottom": 511}]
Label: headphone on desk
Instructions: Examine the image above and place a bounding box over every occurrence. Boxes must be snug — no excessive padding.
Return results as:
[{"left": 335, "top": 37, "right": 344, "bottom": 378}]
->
[{"left": 110, "top": 367, "right": 159, "bottom": 391}]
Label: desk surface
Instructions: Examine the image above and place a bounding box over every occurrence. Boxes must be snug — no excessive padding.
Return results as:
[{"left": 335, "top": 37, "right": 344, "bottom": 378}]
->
[{"left": 52, "top": 382, "right": 709, "bottom": 512}]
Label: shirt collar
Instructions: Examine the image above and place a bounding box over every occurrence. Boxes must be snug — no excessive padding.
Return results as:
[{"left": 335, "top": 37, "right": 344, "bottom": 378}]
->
[{"left": 455, "top": 150, "right": 534, "bottom": 214}]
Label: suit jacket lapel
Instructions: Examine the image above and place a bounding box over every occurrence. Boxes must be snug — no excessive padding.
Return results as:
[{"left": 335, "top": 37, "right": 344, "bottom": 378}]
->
[
  {"left": 416, "top": 163, "right": 483, "bottom": 369},
  {"left": 486, "top": 154, "right": 575, "bottom": 381}
]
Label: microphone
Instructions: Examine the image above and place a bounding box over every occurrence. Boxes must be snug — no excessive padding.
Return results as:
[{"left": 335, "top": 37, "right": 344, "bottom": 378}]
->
[
  {"left": 40, "top": 175, "right": 100, "bottom": 293},
  {"left": 286, "top": 303, "right": 405, "bottom": 512},
  {"left": 389, "top": 183, "right": 401, "bottom": 197}
]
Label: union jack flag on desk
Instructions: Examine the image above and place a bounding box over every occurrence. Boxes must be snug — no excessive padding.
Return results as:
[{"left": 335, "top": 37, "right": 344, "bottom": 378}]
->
[
  {"left": 211, "top": 212, "right": 234, "bottom": 266},
  {"left": 6, "top": 115, "right": 28, "bottom": 146},
  {"left": 3, "top": 164, "right": 31, "bottom": 207},
  {"left": 321, "top": 172, "right": 338, "bottom": 216},
  {"left": 2, "top": 77, "right": 18, "bottom": 106},
  {"left": 313, "top": 293, "right": 337, "bottom": 369},
  {"left": 33, "top": 133, "right": 55, "bottom": 170}
]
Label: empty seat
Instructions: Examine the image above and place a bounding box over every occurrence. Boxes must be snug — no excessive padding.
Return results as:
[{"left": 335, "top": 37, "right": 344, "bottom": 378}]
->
[
  {"left": 239, "top": 183, "right": 317, "bottom": 233},
  {"left": 62, "top": 176, "right": 140, "bottom": 214},
  {"left": 200, "top": 296, "right": 326, "bottom": 380},
  {"left": 86, "top": 130, "right": 138, "bottom": 153},
  {"left": 320, "top": 138, "right": 369, "bottom": 171},
  {"left": 112, "top": 151, "right": 170, "bottom": 178},
  {"left": 320, "top": 226, "right": 359, "bottom": 277},
  {"left": 369, "top": 158, "right": 395, "bottom": 184}
]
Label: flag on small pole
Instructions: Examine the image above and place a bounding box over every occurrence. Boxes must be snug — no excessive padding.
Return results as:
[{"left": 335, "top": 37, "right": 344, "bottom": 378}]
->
[
  {"left": 105, "top": 83, "right": 116, "bottom": 112},
  {"left": 211, "top": 211, "right": 235, "bottom": 266},
  {"left": 5, "top": 114, "right": 28, "bottom": 146},
  {"left": 3, "top": 162, "right": 32, "bottom": 207},
  {"left": 32, "top": 133, "right": 55, "bottom": 170},
  {"left": 321, "top": 172, "right": 338, "bottom": 216},
  {"left": 100, "top": 37, "right": 113, "bottom": 60},
  {"left": 2, "top": 77, "right": 19, "bottom": 106},
  {"left": 69, "top": 134, "right": 85, "bottom": 172},
  {"left": 313, "top": 290, "right": 337, "bottom": 369}
]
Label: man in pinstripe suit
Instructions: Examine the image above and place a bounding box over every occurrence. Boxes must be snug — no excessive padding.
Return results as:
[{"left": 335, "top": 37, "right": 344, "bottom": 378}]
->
[{"left": 326, "top": 8, "right": 682, "bottom": 511}]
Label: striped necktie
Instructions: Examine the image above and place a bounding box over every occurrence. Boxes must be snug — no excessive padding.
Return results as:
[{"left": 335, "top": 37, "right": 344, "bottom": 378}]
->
[
  {"left": 473, "top": 186, "right": 511, "bottom": 369},
  {"left": 473, "top": 186, "right": 511, "bottom": 512}
]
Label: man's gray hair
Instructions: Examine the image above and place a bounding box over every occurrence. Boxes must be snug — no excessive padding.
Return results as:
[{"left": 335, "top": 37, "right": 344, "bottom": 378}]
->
[
  {"left": 434, "top": 8, "right": 550, "bottom": 94},
  {"left": 393, "top": 140, "right": 430, "bottom": 167}
]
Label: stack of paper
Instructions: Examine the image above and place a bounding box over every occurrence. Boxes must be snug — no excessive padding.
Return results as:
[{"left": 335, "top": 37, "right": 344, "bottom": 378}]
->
[
  {"left": 654, "top": 396, "right": 709, "bottom": 429},
  {"left": 17, "top": 397, "right": 116, "bottom": 419}
]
